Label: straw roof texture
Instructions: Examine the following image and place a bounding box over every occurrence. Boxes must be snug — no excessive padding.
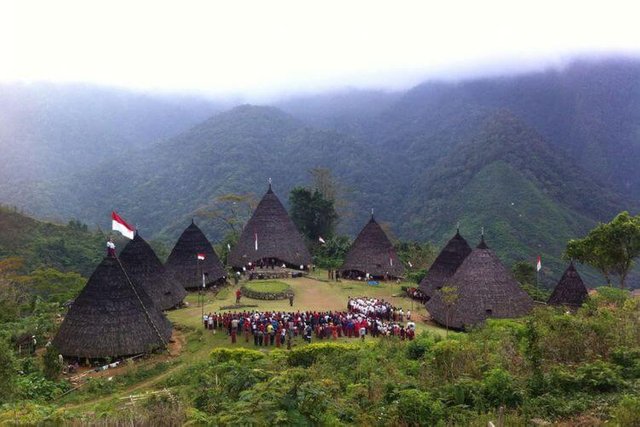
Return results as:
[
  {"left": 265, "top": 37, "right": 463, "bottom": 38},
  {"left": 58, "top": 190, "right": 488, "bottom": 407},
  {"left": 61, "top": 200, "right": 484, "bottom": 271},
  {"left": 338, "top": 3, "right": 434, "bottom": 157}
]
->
[
  {"left": 548, "top": 262, "right": 588, "bottom": 307},
  {"left": 426, "top": 238, "right": 533, "bottom": 329},
  {"left": 119, "top": 233, "right": 186, "bottom": 310},
  {"left": 165, "top": 221, "right": 226, "bottom": 289},
  {"left": 339, "top": 215, "right": 404, "bottom": 278},
  {"left": 419, "top": 230, "right": 472, "bottom": 299},
  {"left": 228, "top": 185, "right": 312, "bottom": 268},
  {"left": 53, "top": 256, "right": 172, "bottom": 359}
]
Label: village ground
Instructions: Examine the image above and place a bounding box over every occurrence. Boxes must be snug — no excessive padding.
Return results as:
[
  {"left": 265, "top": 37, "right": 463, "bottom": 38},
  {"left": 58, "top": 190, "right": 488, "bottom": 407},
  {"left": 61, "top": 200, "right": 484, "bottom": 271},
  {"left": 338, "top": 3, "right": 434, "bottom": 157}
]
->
[{"left": 53, "top": 271, "right": 446, "bottom": 415}]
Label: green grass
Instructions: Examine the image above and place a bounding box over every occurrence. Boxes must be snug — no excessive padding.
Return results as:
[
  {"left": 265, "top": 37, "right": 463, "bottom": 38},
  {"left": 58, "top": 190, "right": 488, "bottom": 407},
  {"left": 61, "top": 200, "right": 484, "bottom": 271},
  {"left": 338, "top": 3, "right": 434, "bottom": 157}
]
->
[
  {"left": 243, "top": 280, "right": 291, "bottom": 294},
  {"left": 55, "top": 276, "right": 446, "bottom": 415}
]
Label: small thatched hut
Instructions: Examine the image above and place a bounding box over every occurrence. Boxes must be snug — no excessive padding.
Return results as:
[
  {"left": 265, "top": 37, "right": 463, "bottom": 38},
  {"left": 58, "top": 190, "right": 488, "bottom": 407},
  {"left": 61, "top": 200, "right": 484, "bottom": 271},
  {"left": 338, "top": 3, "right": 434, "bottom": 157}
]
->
[
  {"left": 339, "top": 214, "right": 404, "bottom": 280},
  {"left": 165, "top": 221, "right": 226, "bottom": 289},
  {"left": 419, "top": 229, "right": 472, "bottom": 300},
  {"left": 53, "top": 256, "right": 172, "bottom": 359},
  {"left": 548, "top": 262, "right": 588, "bottom": 308},
  {"left": 228, "top": 183, "right": 312, "bottom": 269},
  {"left": 426, "top": 237, "right": 533, "bottom": 330},
  {"left": 119, "top": 233, "right": 186, "bottom": 310}
]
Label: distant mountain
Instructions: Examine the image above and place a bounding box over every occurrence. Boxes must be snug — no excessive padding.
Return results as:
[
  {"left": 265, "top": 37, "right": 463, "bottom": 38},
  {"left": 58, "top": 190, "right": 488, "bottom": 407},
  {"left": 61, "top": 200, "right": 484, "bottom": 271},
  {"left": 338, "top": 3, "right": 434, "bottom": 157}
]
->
[
  {"left": 42, "top": 105, "right": 379, "bottom": 241},
  {"left": 277, "top": 89, "right": 401, "bottom": 134},
  {"left": 2, "top": 58, "right": 639, "bottom": 287},
  {"left": 0, "top": 83, "right": 228, "bottom": 184}
]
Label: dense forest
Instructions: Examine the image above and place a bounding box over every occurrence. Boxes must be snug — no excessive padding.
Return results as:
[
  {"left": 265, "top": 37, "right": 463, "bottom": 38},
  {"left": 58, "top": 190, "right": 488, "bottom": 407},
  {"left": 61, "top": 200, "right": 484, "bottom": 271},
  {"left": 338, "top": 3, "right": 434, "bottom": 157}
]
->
[{"left": 1, "top": 59, "right": 639, "bottom": 287}]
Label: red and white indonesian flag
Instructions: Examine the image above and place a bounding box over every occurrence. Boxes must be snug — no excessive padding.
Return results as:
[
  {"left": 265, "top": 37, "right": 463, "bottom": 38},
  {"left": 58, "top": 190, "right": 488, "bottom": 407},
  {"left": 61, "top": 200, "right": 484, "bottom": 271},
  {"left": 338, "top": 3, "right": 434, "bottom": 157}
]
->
[
  {"left": 197, "top": 253, "right": 206, "bottom": 260},
  {"left": 536, "top": 255, "right": 542, "bottom": 272},
  {"left": 111, "top": 211, "right": 135, "bottom": 240},
  {"left": 254, "top": 232, "right": 258, "bottom": 251},
  {"left": 318, "top": 236, "right": 326, "bottom": 244}
]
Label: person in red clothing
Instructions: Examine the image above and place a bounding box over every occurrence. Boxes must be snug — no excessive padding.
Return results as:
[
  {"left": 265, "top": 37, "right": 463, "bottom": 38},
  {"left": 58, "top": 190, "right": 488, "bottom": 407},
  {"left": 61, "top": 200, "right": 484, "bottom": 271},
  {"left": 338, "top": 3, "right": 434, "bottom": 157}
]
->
[{"left": 235, "top": 289, "right": 242, "bottom": 304}]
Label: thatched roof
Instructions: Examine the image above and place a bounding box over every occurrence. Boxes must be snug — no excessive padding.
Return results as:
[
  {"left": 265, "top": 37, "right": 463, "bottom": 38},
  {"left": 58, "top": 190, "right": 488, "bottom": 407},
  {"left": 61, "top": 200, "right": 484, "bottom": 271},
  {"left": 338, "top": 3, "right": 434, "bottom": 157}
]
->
[
  {"left": 119, "top": 233, "right": 186, "bottom": 310},
  {"left": 339, "top": 215, "right": 404, "bottom": 278},
  {"left": 165, "top": 221, "right": 226, "bottom": 289},
  {"left": 419, "top": 230, "right": 472, "bottom": 299},
  {"left": 548, "top": 262, "right": 588, "bottom": 307},
  {"left": 53, "top": 256, "right": 172, "bottom": 359},
  {"left": 228, "top": 184, "right": 312, "bottom": 268},
  {"left": 426, "top": 237, "right": 533, "bottom": 329}
]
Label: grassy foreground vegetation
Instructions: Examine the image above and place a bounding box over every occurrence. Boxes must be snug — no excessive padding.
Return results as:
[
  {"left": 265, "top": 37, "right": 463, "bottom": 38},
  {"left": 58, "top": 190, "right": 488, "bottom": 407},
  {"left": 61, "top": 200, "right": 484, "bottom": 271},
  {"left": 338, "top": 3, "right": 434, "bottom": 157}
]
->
[{"left": 1, "top": 277, "right": 639, "bottom": 425}]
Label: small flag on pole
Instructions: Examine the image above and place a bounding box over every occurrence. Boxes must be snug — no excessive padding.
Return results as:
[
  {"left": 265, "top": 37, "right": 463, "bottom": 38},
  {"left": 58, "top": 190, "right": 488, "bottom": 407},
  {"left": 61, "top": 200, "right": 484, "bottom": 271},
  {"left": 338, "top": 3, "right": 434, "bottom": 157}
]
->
[
  {"left": 197, "top": 253, "right": 206, "bottom": 260},
  {"left": 536, "top": 255, "right": 542, "bottom": 272},
  {"left": 254, "top": 232, "right": 258, "bottom": 251},
  {"left": 318, "top": 236, "right": 326, "bottom": 244},
  {"left": 111, "top": 211, "right": 135, "bottom": 240}
]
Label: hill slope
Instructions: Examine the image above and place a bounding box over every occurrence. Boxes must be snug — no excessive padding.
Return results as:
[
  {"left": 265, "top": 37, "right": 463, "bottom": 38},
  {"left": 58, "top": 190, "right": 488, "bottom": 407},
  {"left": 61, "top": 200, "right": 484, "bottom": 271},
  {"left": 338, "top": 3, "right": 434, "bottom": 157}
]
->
[{"left": 0, "top": 205, "right": 104, "bottom": 276}]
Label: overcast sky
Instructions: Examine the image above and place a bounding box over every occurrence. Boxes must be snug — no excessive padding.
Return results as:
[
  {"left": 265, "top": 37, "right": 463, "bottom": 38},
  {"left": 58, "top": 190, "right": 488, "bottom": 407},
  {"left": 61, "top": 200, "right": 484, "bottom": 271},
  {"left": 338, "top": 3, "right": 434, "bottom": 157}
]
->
[{"left": 2, "top": 0, "right": 640, "bottom": 100}]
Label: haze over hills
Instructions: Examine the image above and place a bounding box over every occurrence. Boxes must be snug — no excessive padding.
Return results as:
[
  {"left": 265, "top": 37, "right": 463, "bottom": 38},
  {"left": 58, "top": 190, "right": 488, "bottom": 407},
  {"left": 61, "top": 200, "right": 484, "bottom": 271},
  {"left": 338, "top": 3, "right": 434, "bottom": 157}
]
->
[
  {"left": 0, "top": 83, "right": 229, "bottom": 184},
  {"left": 1, "top": 58, "right": 639, "bottom": 286}
]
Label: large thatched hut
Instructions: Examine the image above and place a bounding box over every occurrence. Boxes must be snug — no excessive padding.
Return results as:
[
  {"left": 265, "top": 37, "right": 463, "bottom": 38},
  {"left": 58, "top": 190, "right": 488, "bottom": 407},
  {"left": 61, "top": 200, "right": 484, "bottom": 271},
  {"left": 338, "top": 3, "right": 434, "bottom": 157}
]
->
[
  {"left": 548, "top": 262, "right": 588, "bottom": 308},
  {"left": 228, "top": 183, "right": 312, "bottom": 269},
  {"left": 426, "top": 237, "right": 533, "bottom": 330},
  {"left": 419, "top": 229, "right": 472, "bottom": 300},
  {"left": 165, "top": 221, "right": 226, "bottom": 289},
  {"left": 53, "top": 256, "right": 172, "bottom": 359},
  {"left": 119, "top": 233, "right": 186, "bottom": 310},
  {"left": 339, "top": 214, "right": 404, "bottom": 280}
]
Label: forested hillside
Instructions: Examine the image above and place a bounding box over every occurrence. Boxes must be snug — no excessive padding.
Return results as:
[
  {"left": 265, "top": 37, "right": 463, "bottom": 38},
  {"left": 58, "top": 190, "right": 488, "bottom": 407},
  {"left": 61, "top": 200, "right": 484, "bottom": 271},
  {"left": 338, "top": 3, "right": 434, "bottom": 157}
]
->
[
  {"left": 0, "top": 205, "right": 103, "bottom": 276},
  {"left": 1, "top": 59, "right": 639, "bottom": 287}
]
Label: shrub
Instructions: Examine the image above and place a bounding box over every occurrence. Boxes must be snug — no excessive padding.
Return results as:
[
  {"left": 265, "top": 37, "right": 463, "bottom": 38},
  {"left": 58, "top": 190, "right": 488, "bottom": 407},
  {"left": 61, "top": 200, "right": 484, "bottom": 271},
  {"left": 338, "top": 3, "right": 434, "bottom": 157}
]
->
[
  {"left": 431, "top": 337, "right": 482, "bottom": 381},
  {"left": 210, "top": 347, "right": 265, "bottom": 364},
  {"left": 546, "top": 366, "right": 580, "bottom": 393},
  {"left": 287, "top": 342, "right": 359, "bottom": 368},
  {"left": 481, "top": 368, "right": 521, "bottom": 408},
  {"left": 611, "top": 395, "right": 640, "bottom": 426},
  {"left": 576, "top": 361, "right": 624, "bottom": 392},
  {"left": 611, "top": 346, "right": 640, "bottom": 379},
  {"left": 406, "top": 333, "right": 436, "bottom": 360},
  {"left": 390, "top": 389, "right": 444, "bottom": 426}
]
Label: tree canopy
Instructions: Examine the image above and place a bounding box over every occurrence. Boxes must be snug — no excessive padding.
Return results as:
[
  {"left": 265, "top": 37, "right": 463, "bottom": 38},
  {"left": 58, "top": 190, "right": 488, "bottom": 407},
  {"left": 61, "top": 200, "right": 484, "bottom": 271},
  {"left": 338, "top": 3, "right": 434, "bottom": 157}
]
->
[{"left": 566, "top": 211, "right": 640, "bottom": 288}]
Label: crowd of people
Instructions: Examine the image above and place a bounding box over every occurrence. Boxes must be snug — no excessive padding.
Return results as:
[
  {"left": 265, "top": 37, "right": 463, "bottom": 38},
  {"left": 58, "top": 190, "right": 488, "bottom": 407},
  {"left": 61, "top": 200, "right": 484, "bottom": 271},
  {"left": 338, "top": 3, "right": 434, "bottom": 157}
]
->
[{"left": 202, "top": 297, "right": 416, "bottom": 348}]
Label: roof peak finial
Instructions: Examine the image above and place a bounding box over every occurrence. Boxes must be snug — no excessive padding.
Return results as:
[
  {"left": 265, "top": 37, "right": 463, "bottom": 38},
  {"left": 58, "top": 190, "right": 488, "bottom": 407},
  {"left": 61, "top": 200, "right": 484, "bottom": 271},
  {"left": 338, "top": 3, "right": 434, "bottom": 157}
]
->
[
  {"left": 456, "top": 221, "right": 460, "bottom": 233},
  {"left": 191, "top": 217, "right": 194, "bottom": 225},
  {"left": 371, "top": 208, "right": 374, "bottom": 220},
  {"left": 268, "top": 177, "right": 273, "bottom": 192},
  {"left": 477, "top": 227, "right": 488, "bottom": 249}
]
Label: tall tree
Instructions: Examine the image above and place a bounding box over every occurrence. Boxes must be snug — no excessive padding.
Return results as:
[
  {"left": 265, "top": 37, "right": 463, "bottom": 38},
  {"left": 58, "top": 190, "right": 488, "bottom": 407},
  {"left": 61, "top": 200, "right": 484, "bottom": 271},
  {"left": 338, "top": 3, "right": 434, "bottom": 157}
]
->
[
  {"left": 196, "top": 193, "right": 257, "bottom": 237},
  {"left": 566, "top": 212, "right": 640, "bottom": 288},
  {"left": 289, "top": 187, "right": 338, "bottom": 242}
]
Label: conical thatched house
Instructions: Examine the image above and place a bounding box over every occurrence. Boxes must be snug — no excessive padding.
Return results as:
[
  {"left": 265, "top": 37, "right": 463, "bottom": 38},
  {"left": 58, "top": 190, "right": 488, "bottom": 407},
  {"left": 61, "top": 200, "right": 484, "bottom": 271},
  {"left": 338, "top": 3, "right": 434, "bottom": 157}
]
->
[
  {"left": 53, "top": 256, "right": 172, "bottom": 359},
  {"left": 426, "top": 237, "right": 533, "bottom": 330},
  {"left": 165, "top": 221, "right": 226, "bottom": 289},
  {"left": 228, "top": 184, "right": 312, "bottom": 269},
  {"left": 548, "top": 262, "right": 588, "bottom": 308},
  {"left": 119, "top": 233, "right": 186, "bottom": 310},
  {"left": 419, "top": 229, "right": 472, "bottom": 300},
  {"left": 339, "top": 214, "right": 404, "bottom": 280}
]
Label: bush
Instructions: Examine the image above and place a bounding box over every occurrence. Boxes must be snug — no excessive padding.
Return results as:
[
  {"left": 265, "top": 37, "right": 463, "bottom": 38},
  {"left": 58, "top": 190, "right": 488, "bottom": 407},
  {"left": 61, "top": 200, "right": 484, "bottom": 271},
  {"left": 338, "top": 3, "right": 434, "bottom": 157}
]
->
[
  {"left": 612, "top": 395, "right": 640, "bottom": 426},
  {"left": 406, "top": 333, "right": 436, "bottom": 360},
  {"left": 546, "top": 366, "right": 580, "bottom": 393},
  {"left": 287, "top": 342, "right": 359, "bottom": 368},
  {"left": 390, "top": 389, "right": 444, "bottom": 426},
  {"left": 431, "top": 337, "right": 481, "bottom": 381},
  {"left": 611, "top": 346, "right": 640, "bottom": 379},
  {"left": 210, "top": 347, "right": 265, "bottom": 364},
  {"left": 576, "top": 361, "right": 624, "bottom": 392},
  {"left": 481, "top": 368, "right": 521, "bottom": 408}
]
